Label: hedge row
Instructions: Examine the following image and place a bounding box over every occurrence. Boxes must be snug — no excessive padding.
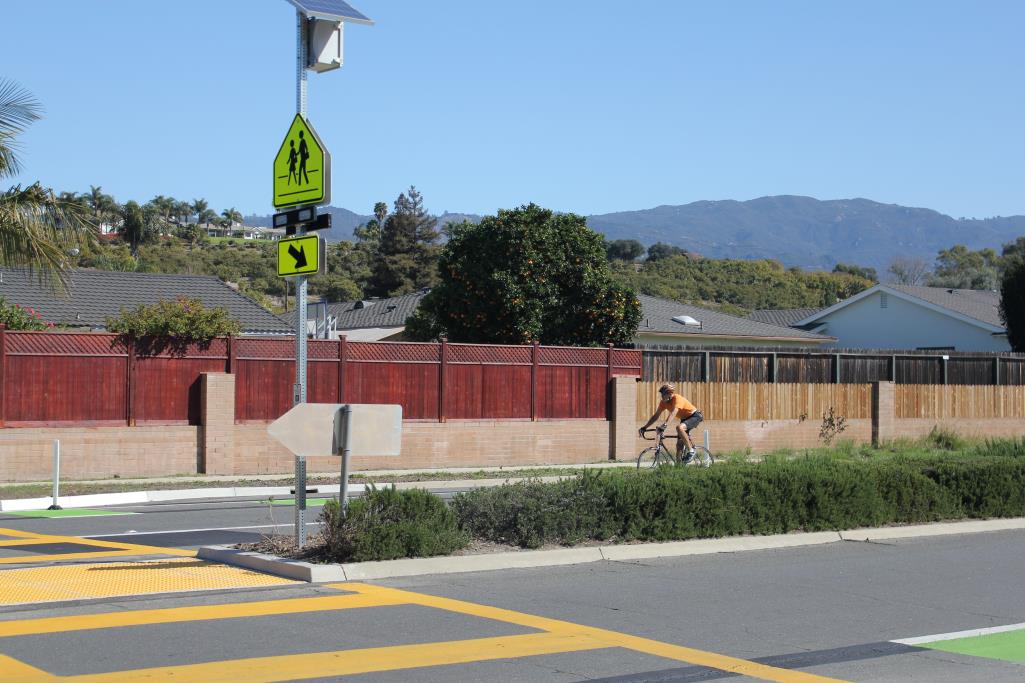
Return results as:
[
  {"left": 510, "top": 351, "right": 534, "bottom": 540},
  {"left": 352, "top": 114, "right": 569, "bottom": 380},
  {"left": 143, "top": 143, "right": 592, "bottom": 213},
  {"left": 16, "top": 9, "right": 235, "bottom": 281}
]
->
[{"left": 319, "top": 438, "right": 1025, "bottom": 559}]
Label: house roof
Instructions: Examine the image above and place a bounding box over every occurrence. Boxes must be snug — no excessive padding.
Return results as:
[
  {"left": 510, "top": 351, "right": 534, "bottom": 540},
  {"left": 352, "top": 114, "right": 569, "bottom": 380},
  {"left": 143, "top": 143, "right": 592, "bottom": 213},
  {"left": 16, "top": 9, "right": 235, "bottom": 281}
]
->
[
  {"left": 747, "top": 308, "right": 824, "bottom": 328},
  {"left": 888, "top": 285, "right": 1003, "bottom": 328},
  {"left": 282, "top": 290, "right": 833, "bottom": 342},
  {"left": 794, "top": 284, "right": 1005, "bottom": 332},
  {"left": 0, "top": 267, "right": 291, "bottom": 335},
  {"left": 282, "top": 290, "right": 429, "bottom": 330},
  {"left": 636, "top": 295, "right": 833, "bottom": 342}
]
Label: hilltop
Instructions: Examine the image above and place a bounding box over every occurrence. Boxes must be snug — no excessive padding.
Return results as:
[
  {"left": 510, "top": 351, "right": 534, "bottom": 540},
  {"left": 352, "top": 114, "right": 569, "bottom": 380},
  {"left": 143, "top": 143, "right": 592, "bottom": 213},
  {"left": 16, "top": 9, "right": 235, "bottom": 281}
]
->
[{"left": 248, "top": 196, "right": 1025, "bottom": 272}]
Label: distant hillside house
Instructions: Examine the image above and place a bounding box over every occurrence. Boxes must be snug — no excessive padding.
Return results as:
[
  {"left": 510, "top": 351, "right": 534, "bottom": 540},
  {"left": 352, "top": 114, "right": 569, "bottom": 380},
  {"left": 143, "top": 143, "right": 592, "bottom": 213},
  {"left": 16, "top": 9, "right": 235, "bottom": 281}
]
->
[
  {"left": 0, "top": 268, "right": 291, "bottom": 335},
  {"left": 635, "top": 295, "right": 834, "bottom": 348},
  {"left": 282, "top": 290, "right": 429, "bottom": 341},
  {"left": 787, "top": 284, "right": 1009, "bottom": 352}
]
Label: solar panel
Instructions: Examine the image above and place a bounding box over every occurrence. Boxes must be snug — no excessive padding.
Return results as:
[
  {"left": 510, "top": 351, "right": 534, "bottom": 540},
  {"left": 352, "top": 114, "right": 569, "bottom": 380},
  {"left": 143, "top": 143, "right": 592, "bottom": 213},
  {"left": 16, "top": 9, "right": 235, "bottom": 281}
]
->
[{"left": 287, "top": 0, "right": 373, "bottom": 24}]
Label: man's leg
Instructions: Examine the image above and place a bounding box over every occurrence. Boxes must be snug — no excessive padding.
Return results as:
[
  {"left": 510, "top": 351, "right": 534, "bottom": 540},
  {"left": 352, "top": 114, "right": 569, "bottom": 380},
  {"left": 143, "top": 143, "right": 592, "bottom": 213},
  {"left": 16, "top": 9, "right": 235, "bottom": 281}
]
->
[{"left": 681, "top": 427, "right": 695, "bottom": 452}]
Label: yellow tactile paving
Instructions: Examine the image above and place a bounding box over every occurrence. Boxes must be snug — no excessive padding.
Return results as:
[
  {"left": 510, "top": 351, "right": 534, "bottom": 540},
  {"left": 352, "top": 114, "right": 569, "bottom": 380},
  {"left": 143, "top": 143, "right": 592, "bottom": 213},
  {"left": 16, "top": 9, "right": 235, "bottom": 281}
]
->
[
  {"left": 0, "top": 581, "right": 849, "bottom": 683},
  {"left": 0, "top": 559, "right": 296, "bottom": 606}
]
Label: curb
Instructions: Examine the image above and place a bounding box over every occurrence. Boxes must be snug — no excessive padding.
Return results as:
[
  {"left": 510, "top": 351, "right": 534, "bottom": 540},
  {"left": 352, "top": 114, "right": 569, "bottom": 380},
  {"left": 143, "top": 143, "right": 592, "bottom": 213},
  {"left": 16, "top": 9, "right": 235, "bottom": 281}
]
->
[
  {"left": 196, "top": 517, "right": 1025, "bottom": 583},
  {"left": 197, "top": 547, "right": 345, "bottom": 582}
]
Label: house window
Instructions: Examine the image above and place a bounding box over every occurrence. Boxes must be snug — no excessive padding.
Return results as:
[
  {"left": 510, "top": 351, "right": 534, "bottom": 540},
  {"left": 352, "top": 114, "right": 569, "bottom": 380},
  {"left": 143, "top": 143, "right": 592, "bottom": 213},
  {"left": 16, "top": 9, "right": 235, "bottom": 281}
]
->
[{"left": 880, "top": 293, "right": 888, "bottom": 309}]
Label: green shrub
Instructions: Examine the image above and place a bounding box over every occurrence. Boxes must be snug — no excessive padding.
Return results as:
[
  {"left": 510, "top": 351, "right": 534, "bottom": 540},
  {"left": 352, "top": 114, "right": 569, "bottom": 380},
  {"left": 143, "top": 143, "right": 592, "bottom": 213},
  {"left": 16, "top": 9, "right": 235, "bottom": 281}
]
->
[
  {"left": 925, "top": 459, "right": 1025, "bottom": 518},
  {"left": 0, "top": 297, "right": 52, "bottom": 330},
  {"left": 452, "top": 472, "right": 616, "bottom": 548},
  {"left": 865, "top": 462, "right": 957, "bottom": 523},
  {"left": 320, "top": 487, "right": 467, "bottom": 562},
  {"left": 926, "top": 426, "right": 967, "bottom": 451},
  {"left": 975, "top": 438, "right": 1025, "bottom": 459}
]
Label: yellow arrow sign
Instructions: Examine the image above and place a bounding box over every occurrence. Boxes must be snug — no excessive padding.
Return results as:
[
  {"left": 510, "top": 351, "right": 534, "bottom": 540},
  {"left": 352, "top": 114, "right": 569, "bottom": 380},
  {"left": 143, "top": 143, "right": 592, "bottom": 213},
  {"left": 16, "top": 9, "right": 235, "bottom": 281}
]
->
[
  {"left": 273, "top": 114, "right": 331, "bottom": 209},
  {"left": 277, "top": 234, "right": 323, "bottom": 277}
]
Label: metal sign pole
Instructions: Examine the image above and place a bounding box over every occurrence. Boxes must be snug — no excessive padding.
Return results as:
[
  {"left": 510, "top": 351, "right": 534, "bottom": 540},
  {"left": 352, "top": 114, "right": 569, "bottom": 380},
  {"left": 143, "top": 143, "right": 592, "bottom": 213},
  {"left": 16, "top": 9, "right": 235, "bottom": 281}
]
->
[
  {"left": 48, "top": 439, "right": 62, "bottom": 511},
  {"left": 293, "top": 9, "right": 309, "bottom": 548},
  {"left": 293, "top": 9, "right": 309, "bottom": 408},
  {"left": 339, "top": 405, "right": 353, "bottom": 512},
  {"left": 294, "top": 455, "right": 307, "bottom": 549}
]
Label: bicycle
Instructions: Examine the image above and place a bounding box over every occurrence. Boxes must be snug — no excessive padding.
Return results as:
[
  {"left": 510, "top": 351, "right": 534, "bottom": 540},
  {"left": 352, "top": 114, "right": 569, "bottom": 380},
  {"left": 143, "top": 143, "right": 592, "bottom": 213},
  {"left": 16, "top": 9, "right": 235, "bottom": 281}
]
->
[{"left": 637, "top": 423, "right": 714, "bottom": 469}]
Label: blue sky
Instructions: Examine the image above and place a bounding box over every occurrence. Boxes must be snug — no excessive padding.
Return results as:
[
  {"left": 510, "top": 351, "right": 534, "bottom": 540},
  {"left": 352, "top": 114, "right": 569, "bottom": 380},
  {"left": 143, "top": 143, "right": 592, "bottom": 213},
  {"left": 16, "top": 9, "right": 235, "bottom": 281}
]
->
[{"left": 3, "top": 1, "right": 1024, "bottom": 220}]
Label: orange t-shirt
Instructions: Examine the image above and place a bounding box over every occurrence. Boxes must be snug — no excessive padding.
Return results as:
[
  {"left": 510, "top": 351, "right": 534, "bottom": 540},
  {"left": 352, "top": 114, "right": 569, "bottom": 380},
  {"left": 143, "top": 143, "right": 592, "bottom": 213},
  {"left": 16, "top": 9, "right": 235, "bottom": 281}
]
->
[{"left": 659, "top": 394, "right": 696, "bottom": 420}]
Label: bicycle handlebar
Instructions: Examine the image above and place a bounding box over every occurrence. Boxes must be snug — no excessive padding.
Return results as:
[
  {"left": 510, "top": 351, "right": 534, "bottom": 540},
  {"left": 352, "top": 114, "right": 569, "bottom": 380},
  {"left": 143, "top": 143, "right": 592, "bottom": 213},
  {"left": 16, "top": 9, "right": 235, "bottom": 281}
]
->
[{"left": 640, "top": 425, "right": 677, "bottom": 440}]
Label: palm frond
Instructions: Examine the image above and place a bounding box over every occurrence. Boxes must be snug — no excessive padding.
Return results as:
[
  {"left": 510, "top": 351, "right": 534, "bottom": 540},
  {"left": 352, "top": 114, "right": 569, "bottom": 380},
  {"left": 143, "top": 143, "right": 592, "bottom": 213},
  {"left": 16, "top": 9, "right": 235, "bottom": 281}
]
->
[
  {"left": 0, "top": 183, "right": 99, "bottom": 291},
  {"left": 0, "top": 80, "right": 43, "bottom": 179}
]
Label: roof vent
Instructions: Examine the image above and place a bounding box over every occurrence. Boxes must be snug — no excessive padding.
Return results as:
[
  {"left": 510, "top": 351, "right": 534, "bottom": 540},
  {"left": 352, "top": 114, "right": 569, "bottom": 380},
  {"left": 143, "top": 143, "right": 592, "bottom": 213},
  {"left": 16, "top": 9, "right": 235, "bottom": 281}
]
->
[
  {"left": 672, "top": 315, "right": 702, "bottom": 328},
  {"left": 353, "top": 300, "right": 374, "bottom": 310}
]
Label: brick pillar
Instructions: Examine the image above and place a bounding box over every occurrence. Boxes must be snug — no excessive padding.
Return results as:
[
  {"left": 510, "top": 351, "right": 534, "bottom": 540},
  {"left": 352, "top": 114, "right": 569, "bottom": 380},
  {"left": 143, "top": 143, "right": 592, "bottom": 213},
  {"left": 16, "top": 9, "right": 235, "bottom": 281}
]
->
[
  {"left": 872, "top": 381, "right": 895, "bottom": 446},
  {"left": 201, "top": 372, "right": 236, "bottom": 475},
  {"left": 610, "top": 375, "right": 638, "bottom": 461}
]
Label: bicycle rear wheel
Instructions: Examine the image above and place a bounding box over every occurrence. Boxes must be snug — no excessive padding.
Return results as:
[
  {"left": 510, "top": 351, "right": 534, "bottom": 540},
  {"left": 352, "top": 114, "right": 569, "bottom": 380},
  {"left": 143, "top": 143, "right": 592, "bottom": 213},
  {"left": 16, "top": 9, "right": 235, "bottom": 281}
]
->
[
  {"left": 688, "top": 446, "right": 714, "bottom": 467},
  {"left": 637, "top": 446, "right": 673, "bottom": 469}
]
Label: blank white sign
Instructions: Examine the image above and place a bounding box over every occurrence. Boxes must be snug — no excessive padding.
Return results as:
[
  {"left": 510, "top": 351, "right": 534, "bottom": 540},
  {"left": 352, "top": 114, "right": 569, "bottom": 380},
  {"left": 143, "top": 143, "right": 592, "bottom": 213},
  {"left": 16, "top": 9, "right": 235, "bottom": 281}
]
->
[{"left": 267, "top": 403, "right": 402, "bottom": 457}]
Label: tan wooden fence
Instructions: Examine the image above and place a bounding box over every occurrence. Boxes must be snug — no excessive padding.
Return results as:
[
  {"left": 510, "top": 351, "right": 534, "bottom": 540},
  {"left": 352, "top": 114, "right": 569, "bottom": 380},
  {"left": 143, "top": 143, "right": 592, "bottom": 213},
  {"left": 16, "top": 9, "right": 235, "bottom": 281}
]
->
[
  {"left": 896, "top": 385, "right": 1025, "bottom": 419},
  {"left": 636, "top": 382, "right": 873, "bottom": 422},
  {"left": 636, "top": 381, "right": 1025, "bottom": 422}
]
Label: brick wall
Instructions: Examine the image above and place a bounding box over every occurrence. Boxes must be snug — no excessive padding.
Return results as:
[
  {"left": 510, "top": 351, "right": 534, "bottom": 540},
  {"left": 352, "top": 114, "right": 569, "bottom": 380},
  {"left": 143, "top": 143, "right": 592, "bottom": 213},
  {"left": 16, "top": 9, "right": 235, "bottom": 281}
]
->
[
  {"left": 631, "top": 419, "right": 874, "bottom": 459},
  {"left": 229, "top": 419, "right": 610, "bottom": 476},
  {"left": 0, "top": 425, "right": 198, "bottom": 481},
  {"left": 891, "top": 418, "right": 1025, "bottom": 441},
  {"left": 0, "top": 376, "right": 1022, "bottom": 482},
  {"left": 200, "top": 373, "right": 236, "bottom": 475}
]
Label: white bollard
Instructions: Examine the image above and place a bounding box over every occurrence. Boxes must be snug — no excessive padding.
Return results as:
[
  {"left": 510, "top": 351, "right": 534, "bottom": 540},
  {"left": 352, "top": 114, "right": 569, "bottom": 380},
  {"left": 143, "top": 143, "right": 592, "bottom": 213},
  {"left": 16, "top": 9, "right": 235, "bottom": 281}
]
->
[{"left": 48, "top": 440, "right": 62, "bottom": 511}]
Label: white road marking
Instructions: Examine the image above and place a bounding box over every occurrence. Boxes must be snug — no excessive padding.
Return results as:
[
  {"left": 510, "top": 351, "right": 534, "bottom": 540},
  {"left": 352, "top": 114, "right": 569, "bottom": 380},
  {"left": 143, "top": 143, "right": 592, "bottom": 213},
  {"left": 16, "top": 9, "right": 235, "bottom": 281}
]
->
[
  {"left": 82, "top": 522, "right": 323, "bottom": 538},
  {"left": 894, "top": 622, "right": 1025, "bottom": 645}
]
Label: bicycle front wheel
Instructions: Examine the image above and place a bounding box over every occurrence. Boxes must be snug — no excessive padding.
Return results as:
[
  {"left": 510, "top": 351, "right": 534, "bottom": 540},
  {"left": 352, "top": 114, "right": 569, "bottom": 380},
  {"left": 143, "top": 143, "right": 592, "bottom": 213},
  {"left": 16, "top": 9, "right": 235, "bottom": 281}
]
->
[
  {"left": 688, "top": 446, "right": 714, "bottom": 468},
  {"left": 637, "top": 446, "right": 672, "bottom": 469}
]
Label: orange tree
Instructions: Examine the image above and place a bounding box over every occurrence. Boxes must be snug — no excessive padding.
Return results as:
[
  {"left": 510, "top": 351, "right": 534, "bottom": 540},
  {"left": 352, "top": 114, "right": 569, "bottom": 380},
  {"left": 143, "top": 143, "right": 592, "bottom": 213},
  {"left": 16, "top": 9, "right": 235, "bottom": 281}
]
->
[{"left": 406, "top": 204, "right": 640, "bottom": 346}]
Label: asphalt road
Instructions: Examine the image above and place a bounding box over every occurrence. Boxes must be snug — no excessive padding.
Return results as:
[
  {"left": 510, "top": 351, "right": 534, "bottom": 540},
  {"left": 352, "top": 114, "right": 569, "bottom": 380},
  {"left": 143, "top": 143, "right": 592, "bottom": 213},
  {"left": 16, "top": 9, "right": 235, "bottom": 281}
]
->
[
  {"left": 0, "top": 496, "right": 326, "bottom": 549},
  {"left": 0, "top": 490, "right": 467, "bottom": 551},
  {"left": 1, "top": 509, "right": 1023, "bottom": 681}
]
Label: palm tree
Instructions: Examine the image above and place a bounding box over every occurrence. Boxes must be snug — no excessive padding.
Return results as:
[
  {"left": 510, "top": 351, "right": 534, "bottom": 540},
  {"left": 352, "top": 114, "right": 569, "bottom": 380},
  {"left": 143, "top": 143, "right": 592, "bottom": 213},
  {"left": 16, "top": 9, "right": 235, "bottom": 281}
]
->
[
  {"left": 149, "top": 195, "right": 175, "bottom": 234},
  {"left": 0, "top": 79, "right": 96, "bottom": 283},
  {"left": 190, "top": 198, "right": 208, "bottom": 226},
  {"left": 220, "top": 207, "right": 243, "bottom": 235},
  {"left": 173, "top": 199, "right": 191, "bottom": 227}
]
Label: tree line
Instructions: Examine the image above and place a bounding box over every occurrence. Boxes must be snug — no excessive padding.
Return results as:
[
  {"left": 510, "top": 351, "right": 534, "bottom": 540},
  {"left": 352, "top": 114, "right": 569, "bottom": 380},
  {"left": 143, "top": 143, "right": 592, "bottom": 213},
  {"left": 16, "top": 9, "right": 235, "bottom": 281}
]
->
[{"left": 3, "top": 78, "right": 1021, "bottom": 348}]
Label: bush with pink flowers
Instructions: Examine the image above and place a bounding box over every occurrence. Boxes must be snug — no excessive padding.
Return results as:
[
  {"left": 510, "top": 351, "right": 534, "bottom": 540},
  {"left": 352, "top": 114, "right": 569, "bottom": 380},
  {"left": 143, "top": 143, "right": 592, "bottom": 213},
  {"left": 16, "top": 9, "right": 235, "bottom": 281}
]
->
[{"left": 0, "top": 298, "right": 53, "bottom": 331}]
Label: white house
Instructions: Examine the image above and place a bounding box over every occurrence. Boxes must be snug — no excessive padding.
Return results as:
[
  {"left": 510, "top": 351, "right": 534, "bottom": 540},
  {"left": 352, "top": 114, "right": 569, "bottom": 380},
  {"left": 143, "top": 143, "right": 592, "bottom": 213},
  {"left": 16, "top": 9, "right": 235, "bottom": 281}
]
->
[{"left": 791, "top": 285, "right": 1009, "bottom": 352}]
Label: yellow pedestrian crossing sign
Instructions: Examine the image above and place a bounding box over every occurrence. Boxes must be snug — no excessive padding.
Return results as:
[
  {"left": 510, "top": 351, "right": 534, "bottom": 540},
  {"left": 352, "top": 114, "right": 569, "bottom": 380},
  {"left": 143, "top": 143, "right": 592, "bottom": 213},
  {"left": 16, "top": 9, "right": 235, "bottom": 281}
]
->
[
  {"left": 273, "top": 114, "right": 331, "bottom": 209},
  {"left": 277, "top": 234, "right": 324, "bottom": 277}
]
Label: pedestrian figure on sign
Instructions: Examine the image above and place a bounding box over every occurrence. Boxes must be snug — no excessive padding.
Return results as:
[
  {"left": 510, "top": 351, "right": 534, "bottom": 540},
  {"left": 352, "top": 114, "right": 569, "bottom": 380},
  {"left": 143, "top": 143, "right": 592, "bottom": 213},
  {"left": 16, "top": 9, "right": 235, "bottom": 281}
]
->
[
  {"left": 298, "top": 130, "right": 310, "bottom": 185},
  {"left": 287, "top": 140, "right": 298, "bottom": 185}
]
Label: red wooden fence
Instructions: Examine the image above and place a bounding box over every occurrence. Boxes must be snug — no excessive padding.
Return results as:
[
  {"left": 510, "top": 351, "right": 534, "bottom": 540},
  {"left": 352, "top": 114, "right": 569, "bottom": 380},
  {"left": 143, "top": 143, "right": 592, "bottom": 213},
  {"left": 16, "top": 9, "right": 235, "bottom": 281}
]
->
[{"left": 0, "top": 328, "right": 641, "bottom": 427}]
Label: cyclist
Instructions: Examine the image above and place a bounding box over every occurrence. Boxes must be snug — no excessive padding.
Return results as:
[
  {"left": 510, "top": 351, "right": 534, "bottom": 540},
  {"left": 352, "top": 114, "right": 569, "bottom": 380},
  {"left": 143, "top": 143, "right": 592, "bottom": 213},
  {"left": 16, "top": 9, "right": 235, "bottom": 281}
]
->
[{"left": 639, "top": 383, "right": 703, "bottom": 463}]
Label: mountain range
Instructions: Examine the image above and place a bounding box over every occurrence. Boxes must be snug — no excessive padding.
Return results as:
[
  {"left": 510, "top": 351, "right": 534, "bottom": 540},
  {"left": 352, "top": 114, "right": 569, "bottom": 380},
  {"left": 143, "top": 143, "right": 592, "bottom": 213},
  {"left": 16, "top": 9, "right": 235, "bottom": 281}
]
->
[{"left": 246, "top": 196, "right": 1025, "bottom": 273}]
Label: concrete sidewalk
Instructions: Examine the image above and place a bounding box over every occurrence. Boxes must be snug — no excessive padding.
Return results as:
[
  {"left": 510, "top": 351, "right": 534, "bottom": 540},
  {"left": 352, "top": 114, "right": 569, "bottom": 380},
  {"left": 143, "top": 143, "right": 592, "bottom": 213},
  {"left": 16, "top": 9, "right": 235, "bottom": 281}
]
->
[{"left": 0, "top": 462, "right": 634, "bottom": 512}]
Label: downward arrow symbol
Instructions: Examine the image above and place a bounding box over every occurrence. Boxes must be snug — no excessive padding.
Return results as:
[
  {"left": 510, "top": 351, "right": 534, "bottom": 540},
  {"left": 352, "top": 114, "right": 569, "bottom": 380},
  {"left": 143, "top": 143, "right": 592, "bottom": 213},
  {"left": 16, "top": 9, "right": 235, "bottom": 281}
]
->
[{"left": 288, "top": 244, "right": 308, "bottom": 268}]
